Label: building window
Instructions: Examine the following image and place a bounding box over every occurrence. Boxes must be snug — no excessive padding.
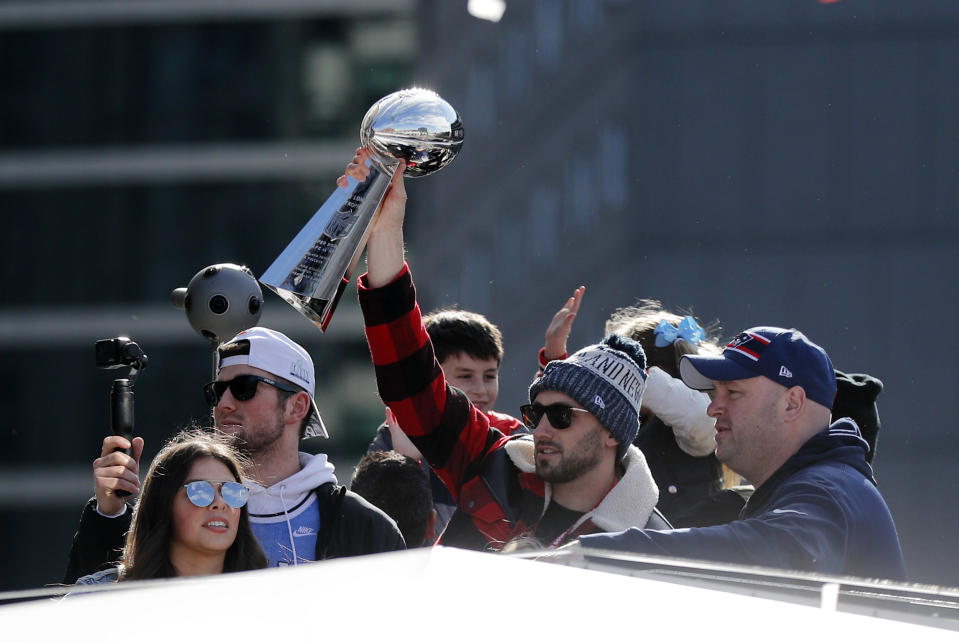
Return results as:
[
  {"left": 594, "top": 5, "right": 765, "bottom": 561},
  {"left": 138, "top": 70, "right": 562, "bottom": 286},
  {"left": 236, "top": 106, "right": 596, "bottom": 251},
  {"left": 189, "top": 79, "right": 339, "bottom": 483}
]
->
[
  {"left": 601, "top": 122, "right": 627, "bottom": 209},
  {"left": 502, "top": 25, "right": 529, "bottom": 100},
  {"left": 569, "top": 0, "right": 601, "bottom": 35},
  {"left": 567, "top": 153, "right": 599, "bottom": 233},
  {"left": 535, "top": 3, "right": 563, "bottom": 70},
  {"left": 530, "top": 183, "right": 559, "bottom": 265},
  {"left": 468, "top": 63, "right": 496, "bottom": 136}
]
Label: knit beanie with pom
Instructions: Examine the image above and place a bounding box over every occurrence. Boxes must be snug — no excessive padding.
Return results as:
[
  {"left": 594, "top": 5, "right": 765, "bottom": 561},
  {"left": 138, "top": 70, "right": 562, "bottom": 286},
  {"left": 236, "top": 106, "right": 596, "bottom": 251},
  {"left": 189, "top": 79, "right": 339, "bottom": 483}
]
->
[{"left": 529, "top": 334, "right": 647, "bottom": 461}]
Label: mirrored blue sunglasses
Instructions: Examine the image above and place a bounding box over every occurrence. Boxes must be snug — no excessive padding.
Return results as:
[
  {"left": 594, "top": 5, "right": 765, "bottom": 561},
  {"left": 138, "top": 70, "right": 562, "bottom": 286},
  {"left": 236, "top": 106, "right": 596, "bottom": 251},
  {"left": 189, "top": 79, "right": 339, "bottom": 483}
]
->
[{"left": 182, "top": 480, "right": 249, "bottom": 509}]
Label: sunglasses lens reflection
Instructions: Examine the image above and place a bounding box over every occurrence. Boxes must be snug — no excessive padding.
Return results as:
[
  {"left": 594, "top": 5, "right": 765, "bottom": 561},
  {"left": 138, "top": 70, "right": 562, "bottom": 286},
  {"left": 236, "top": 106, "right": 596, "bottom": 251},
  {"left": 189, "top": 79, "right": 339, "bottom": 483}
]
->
[
  {"left": 545, "top": 406, "right": 572, "bottom": 429},
  {"left": 520, "top": 403, "right": 574, "bottom": 429},
  {"left": 204, "top": 376, "right": 261, "bottom": 406},
  {"left": 229, "top": 377, "right": 258, "bottom": 401},
  {"left": 520, "top": 404, "right": 541, "bottom": 429},
  {"left": 221, "top": 482, "right": 249, "bottom": 508},
  {"left": 186, "top": 481, "right": 216, "bottom": 507},
  {"left": 184, "top": 481, "right": 248, "bottom": 508}
]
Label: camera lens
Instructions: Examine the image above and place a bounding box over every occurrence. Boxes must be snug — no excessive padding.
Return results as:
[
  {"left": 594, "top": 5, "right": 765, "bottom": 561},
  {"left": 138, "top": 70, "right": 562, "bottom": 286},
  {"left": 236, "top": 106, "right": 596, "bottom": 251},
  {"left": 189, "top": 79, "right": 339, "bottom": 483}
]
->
[
  {"left": 209, "top": 295, "right": 229, "bottom": 315},
  {"left": 249, "top": 296, "right": 261, "bottom": 315}
]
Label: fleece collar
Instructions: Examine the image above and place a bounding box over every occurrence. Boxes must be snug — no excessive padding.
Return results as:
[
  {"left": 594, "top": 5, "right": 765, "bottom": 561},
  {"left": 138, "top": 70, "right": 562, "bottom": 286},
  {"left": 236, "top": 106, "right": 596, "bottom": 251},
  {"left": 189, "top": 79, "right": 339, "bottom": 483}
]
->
[{"left": 503, "top": 438, "right": 659, "bottom": 534}]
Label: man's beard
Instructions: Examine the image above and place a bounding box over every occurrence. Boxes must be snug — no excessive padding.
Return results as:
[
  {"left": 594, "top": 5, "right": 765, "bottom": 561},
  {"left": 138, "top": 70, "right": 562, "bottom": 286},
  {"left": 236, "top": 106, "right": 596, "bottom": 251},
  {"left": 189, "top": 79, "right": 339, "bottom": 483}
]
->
[
  {"left": 221, "top": 410, "right": 285, "bottom": 457},
  {"left": 535, "top": 427, "right": 604, "bottom": 484},
  {"left": 224, "top": 431, "right": 254, "bottom": 457}
]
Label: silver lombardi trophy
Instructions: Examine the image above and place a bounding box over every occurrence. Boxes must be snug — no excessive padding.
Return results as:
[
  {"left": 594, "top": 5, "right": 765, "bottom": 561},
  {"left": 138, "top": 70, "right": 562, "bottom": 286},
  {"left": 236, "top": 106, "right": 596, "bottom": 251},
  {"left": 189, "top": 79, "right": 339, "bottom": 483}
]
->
[{"left": 260, "top": 88, "right": 465, "bottom": 331}]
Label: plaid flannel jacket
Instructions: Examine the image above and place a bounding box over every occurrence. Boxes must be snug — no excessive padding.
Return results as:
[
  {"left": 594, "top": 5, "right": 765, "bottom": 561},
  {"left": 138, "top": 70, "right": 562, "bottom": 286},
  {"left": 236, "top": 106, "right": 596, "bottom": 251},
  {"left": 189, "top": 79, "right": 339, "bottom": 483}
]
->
[{"left": 359, "top": 265, "right": 601, "bottom": 550}]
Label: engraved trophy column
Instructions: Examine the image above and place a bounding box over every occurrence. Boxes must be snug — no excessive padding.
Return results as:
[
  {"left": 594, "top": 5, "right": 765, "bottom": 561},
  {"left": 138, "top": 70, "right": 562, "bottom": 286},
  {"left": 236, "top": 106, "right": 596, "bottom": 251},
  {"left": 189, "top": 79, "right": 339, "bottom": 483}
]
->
[{"left": 260, "top": 88, "right": 465, "bottom": 331}]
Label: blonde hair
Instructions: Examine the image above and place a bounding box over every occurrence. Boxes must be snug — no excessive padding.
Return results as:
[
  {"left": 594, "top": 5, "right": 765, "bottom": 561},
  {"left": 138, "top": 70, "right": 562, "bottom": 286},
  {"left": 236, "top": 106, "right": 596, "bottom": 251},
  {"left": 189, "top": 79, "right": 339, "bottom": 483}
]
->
[{"left": 604, "top": 299, "right": 721, "bottom": 378}]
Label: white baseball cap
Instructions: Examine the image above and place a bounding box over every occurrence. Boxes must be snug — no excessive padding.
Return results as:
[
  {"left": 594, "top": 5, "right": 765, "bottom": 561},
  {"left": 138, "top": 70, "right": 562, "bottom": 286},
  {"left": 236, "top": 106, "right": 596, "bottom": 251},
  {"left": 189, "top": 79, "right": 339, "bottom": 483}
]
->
[{"left": 217, "top": 327, "right": 328, "bottom": 438}]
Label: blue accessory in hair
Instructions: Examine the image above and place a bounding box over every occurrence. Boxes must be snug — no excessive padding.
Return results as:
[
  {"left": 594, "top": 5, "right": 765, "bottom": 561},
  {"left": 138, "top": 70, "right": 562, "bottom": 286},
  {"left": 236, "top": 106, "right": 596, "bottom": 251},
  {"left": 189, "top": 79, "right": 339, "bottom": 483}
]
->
[{"left": 654, "top": 317, "right": 705, "bottom": 348}]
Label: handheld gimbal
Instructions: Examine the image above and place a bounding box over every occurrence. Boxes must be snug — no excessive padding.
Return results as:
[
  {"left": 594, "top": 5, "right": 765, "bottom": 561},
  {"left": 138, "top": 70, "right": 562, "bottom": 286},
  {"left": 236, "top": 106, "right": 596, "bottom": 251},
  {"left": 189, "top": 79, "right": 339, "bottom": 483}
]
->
[{"left": 95, "top": 337, "right": 148, "bottom": 497}]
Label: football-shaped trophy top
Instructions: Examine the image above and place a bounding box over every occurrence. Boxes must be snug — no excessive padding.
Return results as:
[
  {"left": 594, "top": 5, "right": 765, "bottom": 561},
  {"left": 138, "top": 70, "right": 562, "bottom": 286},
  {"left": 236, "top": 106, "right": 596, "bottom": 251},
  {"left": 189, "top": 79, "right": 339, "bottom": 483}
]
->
[{"left": 360, "top": 88, "right": 465, "bottom": 178}]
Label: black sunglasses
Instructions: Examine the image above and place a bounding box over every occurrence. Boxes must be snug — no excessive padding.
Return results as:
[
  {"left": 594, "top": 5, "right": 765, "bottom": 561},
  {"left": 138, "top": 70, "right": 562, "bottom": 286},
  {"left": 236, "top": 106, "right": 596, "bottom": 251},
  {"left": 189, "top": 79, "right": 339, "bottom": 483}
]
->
[
  {"left": 519, "top": 402, "right": 590, "bottom": 430},
  {"left": 182, "top": 480, "right": 249, "bottom": 509},
  {"left": 203, "top": 374, "right": 298, "bottom": 406}
]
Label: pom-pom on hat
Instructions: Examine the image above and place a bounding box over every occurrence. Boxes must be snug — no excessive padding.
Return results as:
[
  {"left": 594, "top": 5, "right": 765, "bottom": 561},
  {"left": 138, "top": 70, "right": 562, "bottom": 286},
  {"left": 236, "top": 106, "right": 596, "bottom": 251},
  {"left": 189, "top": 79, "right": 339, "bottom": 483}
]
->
[{"left": 529, "top": 334, "right": 647, "bottom": 461}]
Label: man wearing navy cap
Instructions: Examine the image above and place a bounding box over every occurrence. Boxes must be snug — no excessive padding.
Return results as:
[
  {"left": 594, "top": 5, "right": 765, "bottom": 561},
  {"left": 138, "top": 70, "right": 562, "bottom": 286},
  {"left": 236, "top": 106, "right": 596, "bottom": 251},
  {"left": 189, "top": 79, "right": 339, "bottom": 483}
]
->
[{"left": 576, "top": 326, "right": 906, "bottom": 581}]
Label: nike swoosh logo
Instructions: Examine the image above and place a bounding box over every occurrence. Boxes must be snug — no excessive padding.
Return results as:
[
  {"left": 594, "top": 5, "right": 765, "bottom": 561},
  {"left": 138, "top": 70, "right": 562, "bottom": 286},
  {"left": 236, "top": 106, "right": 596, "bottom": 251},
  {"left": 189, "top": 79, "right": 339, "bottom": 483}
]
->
[{"left": 771, "top": 508, "right": 807, "bottom": 516}]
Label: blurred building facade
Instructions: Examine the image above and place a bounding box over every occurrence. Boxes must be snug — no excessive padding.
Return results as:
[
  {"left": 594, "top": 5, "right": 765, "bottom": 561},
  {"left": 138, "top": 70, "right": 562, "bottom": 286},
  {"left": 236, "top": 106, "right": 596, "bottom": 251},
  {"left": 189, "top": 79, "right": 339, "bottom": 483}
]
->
[
  {"left": 2, "top": 0, "right": 958, "bottom": 590},
  {"left": 0, "top": 0, "right": 414, "bottom": 589},
  {"left": 406, "top": 0, "right": 959, "bottom": 586}
]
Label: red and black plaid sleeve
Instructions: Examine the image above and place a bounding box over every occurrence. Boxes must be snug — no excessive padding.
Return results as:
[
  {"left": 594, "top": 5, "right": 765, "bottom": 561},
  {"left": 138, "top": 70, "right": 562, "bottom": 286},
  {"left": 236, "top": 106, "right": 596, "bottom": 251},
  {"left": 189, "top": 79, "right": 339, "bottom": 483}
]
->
[{"left": 358, "top": 264, "right": 499, "bottom": 502}]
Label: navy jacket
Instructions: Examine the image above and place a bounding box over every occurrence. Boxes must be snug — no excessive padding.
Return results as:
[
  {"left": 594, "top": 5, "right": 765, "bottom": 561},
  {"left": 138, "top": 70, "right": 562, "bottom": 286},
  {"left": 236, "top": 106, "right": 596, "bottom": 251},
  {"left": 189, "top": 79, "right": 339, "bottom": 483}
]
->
[{"left": 579, "top": 419, "right": 906, "bottom": 580}]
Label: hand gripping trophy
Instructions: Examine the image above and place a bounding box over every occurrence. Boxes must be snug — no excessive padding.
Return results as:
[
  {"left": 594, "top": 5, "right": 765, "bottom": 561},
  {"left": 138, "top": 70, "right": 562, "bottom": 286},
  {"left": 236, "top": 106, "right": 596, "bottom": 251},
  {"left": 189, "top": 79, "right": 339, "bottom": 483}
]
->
[{"left": 260, "top": 88, "right": 465, "bottom": 330}]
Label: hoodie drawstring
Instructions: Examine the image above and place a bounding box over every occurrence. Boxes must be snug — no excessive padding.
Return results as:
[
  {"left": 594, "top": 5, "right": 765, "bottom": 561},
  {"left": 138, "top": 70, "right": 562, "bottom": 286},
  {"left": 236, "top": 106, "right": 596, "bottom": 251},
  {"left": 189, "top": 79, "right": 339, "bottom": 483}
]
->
[{"left": 278, "top": 484, "right": 298, "bottom": 566}]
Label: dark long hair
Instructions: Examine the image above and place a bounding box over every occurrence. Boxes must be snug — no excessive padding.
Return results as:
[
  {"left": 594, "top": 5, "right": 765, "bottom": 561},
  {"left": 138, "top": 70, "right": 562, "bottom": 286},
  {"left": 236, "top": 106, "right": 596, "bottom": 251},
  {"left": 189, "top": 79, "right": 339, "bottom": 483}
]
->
[{"left": 120, "top": 428, "right": 267, "bottom": 580}]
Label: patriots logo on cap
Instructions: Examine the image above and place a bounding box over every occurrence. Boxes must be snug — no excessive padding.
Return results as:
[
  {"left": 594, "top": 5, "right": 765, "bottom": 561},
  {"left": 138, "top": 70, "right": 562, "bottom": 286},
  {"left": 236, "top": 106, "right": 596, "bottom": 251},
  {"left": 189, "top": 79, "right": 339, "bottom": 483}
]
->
[{"left": 725, "top": 331, "right": 771, "bottom": 362}]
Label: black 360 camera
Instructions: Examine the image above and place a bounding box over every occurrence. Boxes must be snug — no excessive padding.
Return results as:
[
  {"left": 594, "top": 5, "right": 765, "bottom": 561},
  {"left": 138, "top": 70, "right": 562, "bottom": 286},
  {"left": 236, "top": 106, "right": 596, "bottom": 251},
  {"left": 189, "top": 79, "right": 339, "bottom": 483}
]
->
[{"left": 95, "top": 337, "right": 148, "bottom": 497}]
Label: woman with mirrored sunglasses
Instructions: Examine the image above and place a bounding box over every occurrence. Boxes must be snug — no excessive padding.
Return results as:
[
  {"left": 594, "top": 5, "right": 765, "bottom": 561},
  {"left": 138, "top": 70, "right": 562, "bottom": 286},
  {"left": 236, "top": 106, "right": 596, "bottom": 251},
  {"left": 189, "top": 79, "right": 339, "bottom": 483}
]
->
[{"left": 75, "top": 428, "right": 267, "bottom": 584}]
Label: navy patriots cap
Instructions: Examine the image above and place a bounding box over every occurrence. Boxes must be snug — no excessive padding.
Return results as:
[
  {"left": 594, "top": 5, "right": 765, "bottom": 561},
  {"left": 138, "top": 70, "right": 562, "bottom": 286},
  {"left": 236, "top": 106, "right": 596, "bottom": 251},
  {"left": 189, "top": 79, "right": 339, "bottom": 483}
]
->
[{"left": 678, "top": 326, "right": 837, "bottom": 409}]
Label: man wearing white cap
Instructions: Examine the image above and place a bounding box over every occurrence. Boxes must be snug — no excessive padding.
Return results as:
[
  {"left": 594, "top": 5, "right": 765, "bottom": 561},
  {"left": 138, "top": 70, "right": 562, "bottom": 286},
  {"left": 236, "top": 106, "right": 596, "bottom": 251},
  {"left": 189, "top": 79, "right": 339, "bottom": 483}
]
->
[{"left": 64, "top": 327, "right": 404, "bottom": 581}]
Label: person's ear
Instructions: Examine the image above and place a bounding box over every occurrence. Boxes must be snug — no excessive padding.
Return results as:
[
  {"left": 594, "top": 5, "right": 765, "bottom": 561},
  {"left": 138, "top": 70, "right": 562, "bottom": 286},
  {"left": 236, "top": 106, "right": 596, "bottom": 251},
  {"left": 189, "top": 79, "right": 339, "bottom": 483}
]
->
[
  {"left": 285, "top": 391, "right": 311, "bottom": 424},
  {"left": 782, "top": 386, "right": 806, "bottom": 421}
]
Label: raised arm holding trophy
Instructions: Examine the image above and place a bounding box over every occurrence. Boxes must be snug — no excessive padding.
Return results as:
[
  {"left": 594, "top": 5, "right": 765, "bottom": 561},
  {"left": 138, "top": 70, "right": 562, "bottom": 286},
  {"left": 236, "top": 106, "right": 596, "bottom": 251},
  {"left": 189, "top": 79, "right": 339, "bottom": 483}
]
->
[{"left": 260, "top": 88, "right": 465, "bottom": 330}]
